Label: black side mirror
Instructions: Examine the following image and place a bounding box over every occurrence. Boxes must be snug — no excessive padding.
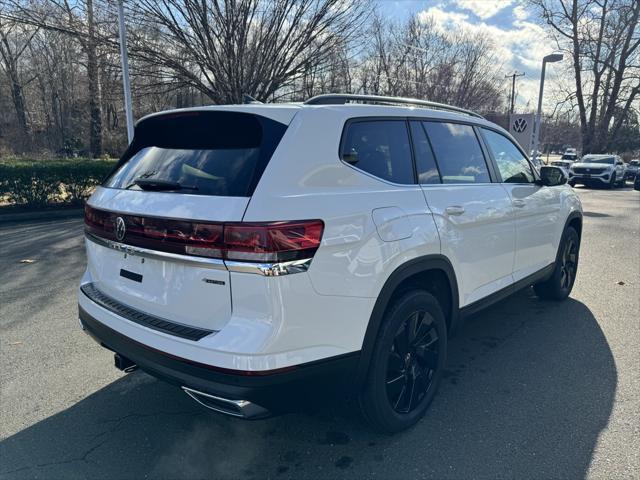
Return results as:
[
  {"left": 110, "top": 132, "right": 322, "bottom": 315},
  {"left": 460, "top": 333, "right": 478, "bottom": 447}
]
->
[{"left": 539, "top": 165, "right": 567, "bottom": 186}]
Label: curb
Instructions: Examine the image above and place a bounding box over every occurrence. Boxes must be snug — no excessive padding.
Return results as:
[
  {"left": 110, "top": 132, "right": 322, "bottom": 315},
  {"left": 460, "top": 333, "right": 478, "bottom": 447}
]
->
[{"left": 0, "top": 208, "right": 84, "bottom": 224}]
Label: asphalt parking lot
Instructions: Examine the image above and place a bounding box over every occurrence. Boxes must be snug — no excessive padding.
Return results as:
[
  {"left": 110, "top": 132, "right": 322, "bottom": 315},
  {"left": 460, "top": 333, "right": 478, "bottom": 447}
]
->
[{"left": 1, "top": 185, "right": 638, "bottom": 479}]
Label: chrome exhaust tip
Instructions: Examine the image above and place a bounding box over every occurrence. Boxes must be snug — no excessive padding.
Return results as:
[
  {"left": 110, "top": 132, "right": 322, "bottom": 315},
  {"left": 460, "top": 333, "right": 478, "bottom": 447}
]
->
[
  {"left": 114, "top": 353, "right": 138, "bottom": 373},
  {"left": 182, "top": 386, "right": 269, "bottom": 419}
]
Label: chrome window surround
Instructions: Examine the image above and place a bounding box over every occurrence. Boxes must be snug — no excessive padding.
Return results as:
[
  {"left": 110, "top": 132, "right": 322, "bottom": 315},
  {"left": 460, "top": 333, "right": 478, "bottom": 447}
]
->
[{"left": 85, "top": 232, "right": 313, "bottom": 276}]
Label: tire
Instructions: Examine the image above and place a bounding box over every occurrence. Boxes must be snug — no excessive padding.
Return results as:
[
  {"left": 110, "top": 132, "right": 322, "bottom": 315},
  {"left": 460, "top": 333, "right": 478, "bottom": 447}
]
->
[
  {"left": 608, "top": 173, "right": 616, "bottom": 189},
  {"left": 534, "top": 226, "right": 580, "bottom": 301},
  {"left": 359, "top": 290, "right": 447, "bottom": 434},
  {"left": 568, "top": 180, "right": 576, "bottom": 187}
]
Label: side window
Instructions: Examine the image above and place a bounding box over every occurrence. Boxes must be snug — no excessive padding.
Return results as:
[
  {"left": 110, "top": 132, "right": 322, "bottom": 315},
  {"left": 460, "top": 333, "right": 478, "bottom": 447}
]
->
[
  {"left": 482, "top": 129, "right": 534, "bottom": 183},
  {"left": 422, "top": 122, "right": 491, "bottom": 184},
  {"left": 341, "top": 120, "right": 414, "bottom": 184},
  {"left": 409, "top": 121, "right": 441, "bottom": 184}
]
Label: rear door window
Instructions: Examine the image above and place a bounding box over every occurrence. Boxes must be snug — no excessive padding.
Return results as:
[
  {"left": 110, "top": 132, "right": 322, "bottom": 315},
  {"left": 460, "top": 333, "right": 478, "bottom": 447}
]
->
[
  {"left": 105, "top": 111, "right": 287, "bottom": 197},
  {"left": 340, "top": 120, "right": 415, "bottom": 184},
  {"left": 422, "top": 122, "right": 491, "bottom": 184}
]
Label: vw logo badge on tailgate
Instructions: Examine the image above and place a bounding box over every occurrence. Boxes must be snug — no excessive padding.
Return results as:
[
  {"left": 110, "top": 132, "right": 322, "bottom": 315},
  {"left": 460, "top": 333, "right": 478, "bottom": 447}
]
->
[{"left": 115, "top": 216, "right": 126, "bottom": 241}]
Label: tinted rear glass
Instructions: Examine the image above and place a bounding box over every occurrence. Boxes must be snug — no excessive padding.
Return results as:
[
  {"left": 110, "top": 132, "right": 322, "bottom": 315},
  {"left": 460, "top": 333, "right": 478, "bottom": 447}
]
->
[
  {"left": 340, "top": 120, "right": 415, "bottom": 184},
  {"left": 104, "top": 111, "right": 287, "bottom": 197}
]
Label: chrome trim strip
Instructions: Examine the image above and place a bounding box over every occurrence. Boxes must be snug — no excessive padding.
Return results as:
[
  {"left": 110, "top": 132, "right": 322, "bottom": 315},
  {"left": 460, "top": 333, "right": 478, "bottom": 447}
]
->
[
  {"left": 86, "top": 232, "right": 312, "bottom": 276},
  {"left": 225, "top": 258, "right": 313, "bottom": 276},
  {"left": 181, "top": 386, "right": 269, "bottom": 418},
  {"left": 85, "top": 232, "right": 227, "bottom": 270}
]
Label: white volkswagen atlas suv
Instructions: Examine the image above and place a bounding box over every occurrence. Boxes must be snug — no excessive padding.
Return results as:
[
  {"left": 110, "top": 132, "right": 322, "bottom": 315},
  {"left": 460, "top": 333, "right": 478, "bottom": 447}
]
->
[
  {"left": 568, "top": 154, "right": 626, "bottom": 188},
  {"left": 78, "top": 94, "right": 583, "bottom": 433}
]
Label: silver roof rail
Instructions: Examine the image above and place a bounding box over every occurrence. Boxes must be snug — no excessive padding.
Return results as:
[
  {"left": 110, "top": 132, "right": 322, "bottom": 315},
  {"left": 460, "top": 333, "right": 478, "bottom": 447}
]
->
[{"left": 304, "top": 94, "right": 484, "bottom": 119}]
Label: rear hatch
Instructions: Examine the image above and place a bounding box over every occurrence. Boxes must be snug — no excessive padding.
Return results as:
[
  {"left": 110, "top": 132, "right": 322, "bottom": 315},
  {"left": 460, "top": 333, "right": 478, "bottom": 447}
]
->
[{"left": 84, "top": 108, "right": 292, "bottom": 332}]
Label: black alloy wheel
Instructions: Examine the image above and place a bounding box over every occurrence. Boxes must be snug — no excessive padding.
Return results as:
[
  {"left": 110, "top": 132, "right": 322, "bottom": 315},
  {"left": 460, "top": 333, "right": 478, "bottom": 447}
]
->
[
  {"left": 559, "top": 235, "right": 578, "bottom": 291},
  {"left": 386, "top": 310, "right": 439, "bottom": 413},
  {"left": 534, "top": 226, "right": 580, "bottom": 300},
  {"left": 359, "top": 290, "right": 447, "bottom": 433}
]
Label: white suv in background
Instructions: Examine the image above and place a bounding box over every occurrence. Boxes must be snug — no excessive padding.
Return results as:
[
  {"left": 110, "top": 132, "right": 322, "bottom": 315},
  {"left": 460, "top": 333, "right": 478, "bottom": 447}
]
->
[
  {"left": 569, "top": 154, "right": 626, "bottom": 188},
  {"left": 78, "top": 94, "right": 583, "bottom": 433}
]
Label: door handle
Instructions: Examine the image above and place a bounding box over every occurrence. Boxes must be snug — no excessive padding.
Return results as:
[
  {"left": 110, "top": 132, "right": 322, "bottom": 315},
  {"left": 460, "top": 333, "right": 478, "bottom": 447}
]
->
[
  {"left": 445, "top": 205, "right": 465, "bottom": 216},
  {"left": 512, "top": 199, "right": 526, "bottom": 208}
]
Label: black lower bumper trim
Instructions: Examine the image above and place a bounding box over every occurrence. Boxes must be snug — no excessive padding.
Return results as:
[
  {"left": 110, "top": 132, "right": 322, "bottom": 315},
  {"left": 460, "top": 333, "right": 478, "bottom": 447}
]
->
[
  {"left": 78, "top": 305, "right": 360, "bottom": 414},
  {"left": 80, "top": 283, "right": 215, "bottom": 341}
]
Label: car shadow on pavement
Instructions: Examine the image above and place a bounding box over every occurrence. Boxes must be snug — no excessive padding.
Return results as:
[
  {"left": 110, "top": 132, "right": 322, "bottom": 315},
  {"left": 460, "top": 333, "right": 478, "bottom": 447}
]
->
[{"left": 0, "top": 290, "right": 616, "bottom": 480}]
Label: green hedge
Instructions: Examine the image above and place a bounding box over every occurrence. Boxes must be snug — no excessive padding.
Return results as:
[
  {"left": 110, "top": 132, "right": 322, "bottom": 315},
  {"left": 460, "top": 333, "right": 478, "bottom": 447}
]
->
[{"left": 0, "top": 158, "right": 117, "bottom": 207}]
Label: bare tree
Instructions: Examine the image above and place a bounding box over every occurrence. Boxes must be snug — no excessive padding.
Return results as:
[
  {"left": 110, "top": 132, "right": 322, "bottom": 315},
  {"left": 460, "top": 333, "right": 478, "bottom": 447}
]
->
[
  {"left": 0, "top": 15, "right": 37, "bottom": 144},
  {"left": 532, "top": 0, "right": 640, "bottom": 153},
  {"left": 129, "top": 0, "right": 369, "bottom": 104},
  {"left": 358, "top": 13, "right": 504, "bottom": 113}
]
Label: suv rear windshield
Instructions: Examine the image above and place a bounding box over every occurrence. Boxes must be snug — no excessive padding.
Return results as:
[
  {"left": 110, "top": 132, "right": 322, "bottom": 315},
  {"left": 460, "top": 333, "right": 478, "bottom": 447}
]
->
[{"left": 104, "top": 111, "right": 287, "bottom": 197}]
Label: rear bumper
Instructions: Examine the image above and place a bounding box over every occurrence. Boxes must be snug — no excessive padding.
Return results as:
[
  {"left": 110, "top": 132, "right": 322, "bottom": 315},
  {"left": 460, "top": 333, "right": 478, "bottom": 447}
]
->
[{"left": 78, "top": 305, "right": 360, "bottom": 415}]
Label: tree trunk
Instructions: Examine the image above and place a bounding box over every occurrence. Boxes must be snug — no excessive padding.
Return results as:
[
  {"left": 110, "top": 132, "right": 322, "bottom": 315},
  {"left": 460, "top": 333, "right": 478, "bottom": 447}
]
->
[
  {"left": 0, "top": 31, "right": 29, "bottom": 141},
  {"left": 86, "top": 0, "right": 102, "bottom": 157}
]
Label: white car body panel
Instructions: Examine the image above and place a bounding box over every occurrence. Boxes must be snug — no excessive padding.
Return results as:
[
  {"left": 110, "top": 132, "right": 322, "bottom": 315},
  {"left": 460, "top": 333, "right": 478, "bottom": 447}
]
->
[
  {"left": 500, "top": 184, "right": 564, "bottom": 282},
  {"left": 79, "top": 102, "right": 583, "bottom": 373},
  {"left": 421, "top": 184, "right": 516, "bottom": 307}
]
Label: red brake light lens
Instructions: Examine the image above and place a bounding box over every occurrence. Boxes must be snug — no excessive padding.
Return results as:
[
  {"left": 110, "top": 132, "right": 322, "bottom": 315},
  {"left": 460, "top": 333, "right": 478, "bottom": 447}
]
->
[
  {"left": 224, "top": 221, "right": 324, "bottom": 262},
  {"left": 84, "top": 206, "right": 323, "bottom": 263}
]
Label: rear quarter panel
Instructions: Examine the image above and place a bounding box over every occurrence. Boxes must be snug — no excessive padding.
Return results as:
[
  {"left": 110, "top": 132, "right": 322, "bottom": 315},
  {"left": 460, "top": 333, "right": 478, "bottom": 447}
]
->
[{"left": 243, "top": 107, "right": 442, "bottom": 300}]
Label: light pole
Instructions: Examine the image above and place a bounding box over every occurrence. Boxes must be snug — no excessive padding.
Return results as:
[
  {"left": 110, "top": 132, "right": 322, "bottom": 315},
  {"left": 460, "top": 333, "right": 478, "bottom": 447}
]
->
[
  {"left": 532, "top": 53, "right": 563, "bottom": 159},
  {"left": 117, "top": 0, "right": 134, "bottom": 144}
]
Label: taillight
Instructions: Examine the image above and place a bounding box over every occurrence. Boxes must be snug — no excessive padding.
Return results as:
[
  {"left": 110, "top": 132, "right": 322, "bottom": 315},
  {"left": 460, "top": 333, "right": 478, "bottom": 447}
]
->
[
  {"left": 84, "top": 206, "right": 324, "bottom": 263},
  {"left": 224, "top": 221, "right": 324, "bottom": 262}
]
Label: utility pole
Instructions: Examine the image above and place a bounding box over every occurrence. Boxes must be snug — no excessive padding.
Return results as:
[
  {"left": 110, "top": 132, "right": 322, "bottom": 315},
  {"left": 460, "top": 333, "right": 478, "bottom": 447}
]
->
[
  {"left": 117, "top": 0, "right": 134, "bottom": 144},
  {"left": 505, "top": 71, "right": 525, "bottom": 114}
]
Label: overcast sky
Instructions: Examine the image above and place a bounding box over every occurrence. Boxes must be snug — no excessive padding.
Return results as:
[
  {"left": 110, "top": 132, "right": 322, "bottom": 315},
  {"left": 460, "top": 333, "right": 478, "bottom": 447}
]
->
[{"left": 375, "top": 0, "right": 565, "bottom": 112}]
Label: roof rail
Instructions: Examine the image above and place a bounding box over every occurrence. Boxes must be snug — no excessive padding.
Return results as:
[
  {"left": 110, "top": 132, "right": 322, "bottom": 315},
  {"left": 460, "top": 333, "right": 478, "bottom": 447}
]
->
[{"left": 304, "top": 94, "right": 484, "bottom": 119}]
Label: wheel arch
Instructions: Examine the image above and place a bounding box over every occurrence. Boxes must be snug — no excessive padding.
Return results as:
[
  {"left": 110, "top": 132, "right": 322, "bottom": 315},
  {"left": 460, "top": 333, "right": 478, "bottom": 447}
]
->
[{"left": 355, "top": 255, "right": 460, "bottom": 388}]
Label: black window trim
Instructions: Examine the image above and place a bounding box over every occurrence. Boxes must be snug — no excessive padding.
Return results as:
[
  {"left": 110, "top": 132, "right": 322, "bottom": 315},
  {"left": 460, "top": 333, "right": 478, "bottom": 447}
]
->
[
  {"left": 408, "top": 120, "right": 443, "bottom": 185},
  {"left": 477, "top": 126, "right": 540, "bottom": 184}
]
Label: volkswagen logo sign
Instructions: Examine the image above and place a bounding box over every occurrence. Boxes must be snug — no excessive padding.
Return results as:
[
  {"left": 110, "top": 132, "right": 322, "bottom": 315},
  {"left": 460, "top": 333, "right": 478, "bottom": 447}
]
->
[
  {"left": 513, "top": 118, "right": 527, "bottom": 133},
  {"left": 115, "top": 216, "right": 126, "bottom": 241}
]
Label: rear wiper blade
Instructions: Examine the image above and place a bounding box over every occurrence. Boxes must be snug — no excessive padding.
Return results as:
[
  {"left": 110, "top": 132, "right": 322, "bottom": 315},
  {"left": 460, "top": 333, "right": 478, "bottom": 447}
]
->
[{"left": 131, "top": 178, "right": 198, "bottom": 191}]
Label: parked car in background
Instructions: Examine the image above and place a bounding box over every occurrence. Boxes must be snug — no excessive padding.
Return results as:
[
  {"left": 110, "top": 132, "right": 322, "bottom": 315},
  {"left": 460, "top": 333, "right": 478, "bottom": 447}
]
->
[
  {"left": 624, "top": 159, "right": 639, "bottom": 181},
  {"left": 77, "top": 94, "right": 583, "bottom": 433},
  {"left": 530, "top": 155, "right": 544, "bottom": 171},
  {"left": 561, "top": 152, "right": 579, "bottom": 162},
  {"left": 552, "top": 152, "right": 579, "bottom": 176},
  {"left": 569, "top": 154, "right": 626, "bottom": 188},
  {"left": 552, "top": 159, "right": 574, "bottom": 172}
]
